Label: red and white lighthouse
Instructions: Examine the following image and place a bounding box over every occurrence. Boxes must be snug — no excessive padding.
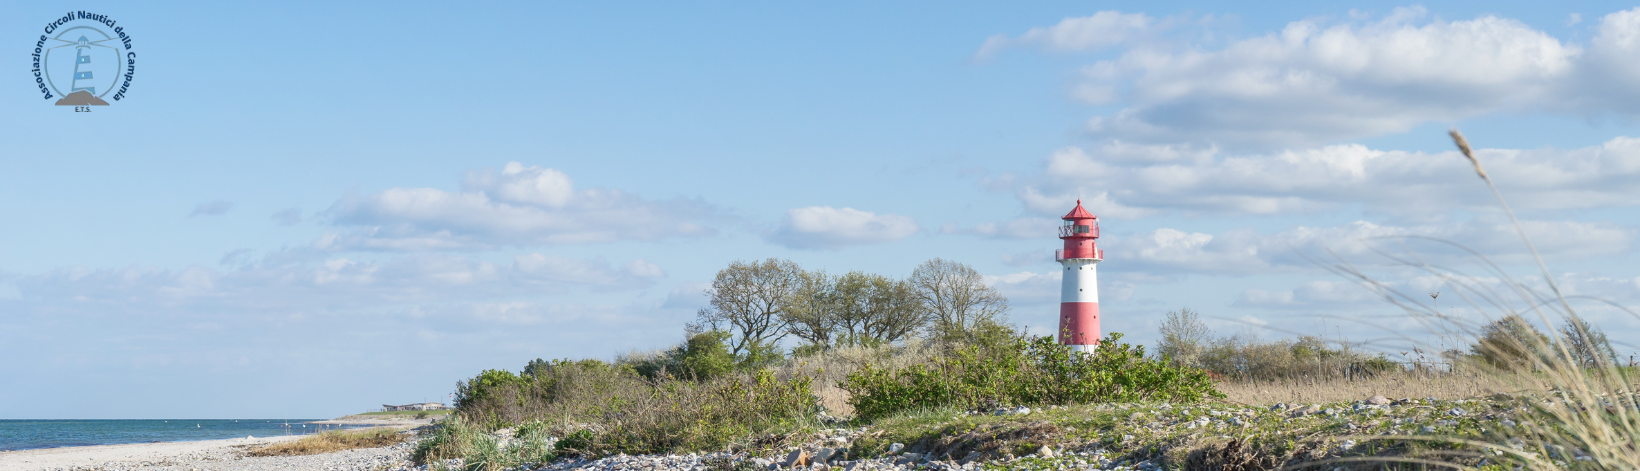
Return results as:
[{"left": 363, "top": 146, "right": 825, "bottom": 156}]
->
[{"left": 1056, "top": 200, "right": 1103, "bottom": 352}]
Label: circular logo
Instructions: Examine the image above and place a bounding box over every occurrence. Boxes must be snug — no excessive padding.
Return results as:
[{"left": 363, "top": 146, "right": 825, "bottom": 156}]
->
[{"left": 30, "top": 12, "right": 136, "bottom": 107}]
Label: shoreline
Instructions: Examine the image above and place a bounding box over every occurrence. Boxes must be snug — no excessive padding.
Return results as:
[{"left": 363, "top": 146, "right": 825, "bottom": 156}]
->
[
  {"left": 0, "top": 435, "right": 304, "bottom": 471},
  {"left": 0, "top": 420, "right": 427, "bottom": 452},
  {"left": 0, "top": 423, "right": 425, "bottom": 471}
]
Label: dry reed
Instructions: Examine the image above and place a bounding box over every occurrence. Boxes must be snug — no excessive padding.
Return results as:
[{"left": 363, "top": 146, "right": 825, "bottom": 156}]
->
[
  {"left": 768, "top": 339, "right": 944, "bottom": 416},
  {"left": 246, "top": 427, "right": 407, "bottom": 457},
  {"left": 1216, "top": 368, "right": 1507, "bottom": 406},
  {"left": 1301, "top": 129, "right": 1640, "bottom": 469}
]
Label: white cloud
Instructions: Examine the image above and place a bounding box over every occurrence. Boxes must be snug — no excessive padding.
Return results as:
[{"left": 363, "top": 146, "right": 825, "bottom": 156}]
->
[
  {"left": 512, "top": 253, "right": 664, "bottom": 287},
  {"left": 941, "top": 217, "right": 1059, "bottom": 239},
  {"left": 990, "top": 7, "right": 1640, "bottom": 148},
  {"left": 190, "top": 201, "right": 234, "bottom": 217},
  {"left": 661, "top": 282, "right": 712, "bottom": 309},
  {"left": 1565, "top": 9, "right": 1640, "bottom": 115},
  {"left": 984, "top": 270, "right": 1062, "bottom": 306},
  {"left": 1014, "top": 137, "right": 1640, "bottom": 219},
  {"left": 271, "top": 208, "right": 302, "bottom": 226},
  {"left": 1237, "top": 315, "right": 1271, "bottom": 327},
  {"left": 463, "top": 162, "right": 575, "bottom": 208},
  {"left": 977, "top": 11, "right": 1155, "bottom": 58},
  {"left": 1108, "top": 218, "right": 1631, "bottom": 277},
  {"left": 12, "top": 253, "right": 661, "bottom": 313},
  {"left": 324, "top": 162, "right": 717, "bottom": 251},
  {"left": 1001, "top": 249, "right": 1053, "bottom": 267},
  {"left": 766, "top": 206, "right": 919, "bottom": 250}
]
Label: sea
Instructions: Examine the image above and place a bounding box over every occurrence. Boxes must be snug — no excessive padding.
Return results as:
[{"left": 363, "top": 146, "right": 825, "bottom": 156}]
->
[{"left": 0, "top": 419, "right": 382, "bottom": 451}]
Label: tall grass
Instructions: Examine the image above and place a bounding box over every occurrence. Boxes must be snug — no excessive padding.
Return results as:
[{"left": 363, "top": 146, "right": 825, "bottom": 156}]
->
[
  {"left": 1217, "top": 368, "right": 1499, "bottom": 405},
  {"left": 412, "top": 419, "right": 558, "bottom": 469},
  {"left": 1315, "top": 129, "right": 1640, "bottom": 469}
]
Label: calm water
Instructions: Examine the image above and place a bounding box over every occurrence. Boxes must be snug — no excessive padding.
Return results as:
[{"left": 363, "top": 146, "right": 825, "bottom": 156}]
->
[{"left": 0, "top": 419, "right": 380, "bottom": 451}]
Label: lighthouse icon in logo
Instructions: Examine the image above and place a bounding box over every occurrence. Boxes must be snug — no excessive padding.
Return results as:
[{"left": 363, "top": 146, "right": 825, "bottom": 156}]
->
[
  {"left": 1055, "top": 200, "right": 1104, "bottom": 352},
  {"left": 42, "top": 26, "right": 121, "bottom": 106}
]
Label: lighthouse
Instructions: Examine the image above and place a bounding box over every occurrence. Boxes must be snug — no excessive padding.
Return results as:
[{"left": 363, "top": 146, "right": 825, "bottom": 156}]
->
[{"left": 1056, "top": 200, "right": 1103, "bottom": 352}]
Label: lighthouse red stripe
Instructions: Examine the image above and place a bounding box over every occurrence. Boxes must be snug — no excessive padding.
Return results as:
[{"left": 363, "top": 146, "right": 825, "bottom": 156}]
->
[{"left": 1058, "top": 302, "right": 1100, "bottom": 346}]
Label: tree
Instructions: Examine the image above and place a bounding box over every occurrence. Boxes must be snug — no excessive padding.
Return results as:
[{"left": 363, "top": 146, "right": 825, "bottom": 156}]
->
[
  {"left": 834, "top": 271, "right": 925, "bottom": 346},
  {"left": 694, "top": 258, "right": 803, "bottom": 357},
  {"left": 523, "top": 358, "right": 551, "bottom": 377},
  {"left": 783, "top": 270, "right": 841, "bottom": 347},
  {"left": 1157, "top": 308, "right": 1211, "bottom": 366},
  {"left": 908, "top": 258, "right": 1011, "bottom": 344},
  {"left": 1559, "top": 316, "right": 1614, "bottom": 369},
  {"left": 1470, "top": 315, "right": 1549, "bottom": 370}
]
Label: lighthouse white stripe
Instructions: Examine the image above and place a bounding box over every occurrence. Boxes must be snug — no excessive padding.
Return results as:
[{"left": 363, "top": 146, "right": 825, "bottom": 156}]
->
[{"left": 1058, "top": 259, "right": 1099, "bottom": 303}]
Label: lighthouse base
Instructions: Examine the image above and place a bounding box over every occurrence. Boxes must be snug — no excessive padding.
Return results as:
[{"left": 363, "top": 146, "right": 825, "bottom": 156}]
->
[{"left": 1058, "top": 302, "right": 1100, "bottom": 348}]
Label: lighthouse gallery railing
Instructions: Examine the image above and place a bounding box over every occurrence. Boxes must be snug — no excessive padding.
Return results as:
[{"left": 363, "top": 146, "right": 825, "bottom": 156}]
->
[{"left": 1055, "top": 248, "right": 1103, "bottom": 261}]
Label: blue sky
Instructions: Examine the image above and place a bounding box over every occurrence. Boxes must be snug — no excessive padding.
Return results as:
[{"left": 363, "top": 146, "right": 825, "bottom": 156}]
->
[{"left": 6, "top": 1, "right": 1640, "bottom": 418}]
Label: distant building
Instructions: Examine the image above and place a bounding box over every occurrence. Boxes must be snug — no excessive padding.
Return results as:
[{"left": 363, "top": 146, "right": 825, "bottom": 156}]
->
[{"left": 382, "top": 402, "right": 450, "bottom": 411}]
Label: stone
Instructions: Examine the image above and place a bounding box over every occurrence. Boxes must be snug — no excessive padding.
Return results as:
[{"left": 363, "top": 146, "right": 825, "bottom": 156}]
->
[
  {"left": 1289, "top": 404, "right": 1321, "bottom": 417},
  {"left": 1037, "top": 445, "right": 1054, "bottom": 458},
  {"left": 786, "top": 449, "right": 812, "bottom": 468},
  {"left": 888, "top": 443, "right": 905, "bottom": 454},
  {"left": 814, "top": 447, "right": 836, "bottom": 463},
  {"left": 1366, "top": 395, "right": 1391, "bottom": 405}
]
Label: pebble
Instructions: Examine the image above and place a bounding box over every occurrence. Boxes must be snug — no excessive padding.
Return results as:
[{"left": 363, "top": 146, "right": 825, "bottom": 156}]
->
[{"left": 42, "top": 438, "right": 424, "bottom": 471}]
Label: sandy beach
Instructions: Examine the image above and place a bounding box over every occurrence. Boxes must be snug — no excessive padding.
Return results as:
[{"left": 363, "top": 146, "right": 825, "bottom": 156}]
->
[
  {"left": 0, "top": 435, "right": 302, "bottom": 471},
  {"left": 0, "top": 424, "right": 430, "bottom": 471}
]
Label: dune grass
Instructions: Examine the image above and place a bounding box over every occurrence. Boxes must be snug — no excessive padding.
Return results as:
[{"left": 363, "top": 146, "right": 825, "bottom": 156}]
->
[{"left": 247, "top": 427, "right": 408, "bottom": 457}]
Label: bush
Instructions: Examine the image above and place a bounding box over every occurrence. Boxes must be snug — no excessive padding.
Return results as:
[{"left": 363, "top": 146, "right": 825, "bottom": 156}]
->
[
  {"left": 676, "top": 331, "right": 736, "bottom": 380},
  {"left": 840, "top": 332, "right": 1223, "bottom": 421},
  {"left": 451, "top": 360, "right": 818, "bottom": 456}
]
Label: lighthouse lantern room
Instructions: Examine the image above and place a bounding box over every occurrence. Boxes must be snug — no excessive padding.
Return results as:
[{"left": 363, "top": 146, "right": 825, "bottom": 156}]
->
[{"left": 1056, "top": 200, "right": 1103, "bottom": 352}]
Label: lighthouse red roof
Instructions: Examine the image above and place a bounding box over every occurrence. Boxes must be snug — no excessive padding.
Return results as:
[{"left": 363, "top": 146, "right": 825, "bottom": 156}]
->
[{"left": 1061, "top": 199, "right": 1096, "bottom": 220}]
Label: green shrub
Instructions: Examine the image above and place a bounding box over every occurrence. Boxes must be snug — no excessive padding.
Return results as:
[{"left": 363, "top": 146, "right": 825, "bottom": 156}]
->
[
  {"left": 676, "top": 331, "right": 736, "bottom": 380},
  {"left": 840, "top": 332, "right": 1223, "bottom": 421},
  {"left": 454, "top": 369, "right": 534, "bottom": 429},
  {"left": 451, "top": 359, "right": 817, "bottom": 456}
]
